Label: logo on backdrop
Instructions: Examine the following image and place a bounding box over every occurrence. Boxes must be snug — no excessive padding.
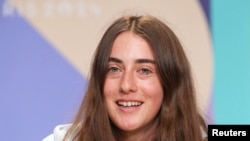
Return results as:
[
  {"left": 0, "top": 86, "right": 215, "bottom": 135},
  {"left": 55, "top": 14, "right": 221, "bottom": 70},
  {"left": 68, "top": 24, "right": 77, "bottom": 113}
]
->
[{"left": 2, "top": 0, "right": 102, "bottom": 18}]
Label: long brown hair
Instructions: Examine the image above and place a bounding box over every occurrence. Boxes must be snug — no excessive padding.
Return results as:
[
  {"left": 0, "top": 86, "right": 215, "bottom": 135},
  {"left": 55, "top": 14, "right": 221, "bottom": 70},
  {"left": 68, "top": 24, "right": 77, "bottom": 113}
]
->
[{"left": 64, "top": 15, "right": 207, "bottom": 141}]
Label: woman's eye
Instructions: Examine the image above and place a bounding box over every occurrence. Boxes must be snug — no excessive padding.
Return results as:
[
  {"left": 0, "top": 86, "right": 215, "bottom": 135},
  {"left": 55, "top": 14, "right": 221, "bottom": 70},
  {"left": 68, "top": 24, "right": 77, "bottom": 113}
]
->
[
  {"left": 139, "top": 68, "right": 151, "bottom": 74},
  {"left": 108, "top": 67, "right": 119, "bottom": 73}
]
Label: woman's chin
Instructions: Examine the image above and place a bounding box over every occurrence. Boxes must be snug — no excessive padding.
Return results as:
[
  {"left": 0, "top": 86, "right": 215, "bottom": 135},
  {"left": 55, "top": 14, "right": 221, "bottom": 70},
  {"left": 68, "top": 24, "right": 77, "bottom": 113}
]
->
[{"left": 117, "top": 122, "right": 140, "bottom": 131}]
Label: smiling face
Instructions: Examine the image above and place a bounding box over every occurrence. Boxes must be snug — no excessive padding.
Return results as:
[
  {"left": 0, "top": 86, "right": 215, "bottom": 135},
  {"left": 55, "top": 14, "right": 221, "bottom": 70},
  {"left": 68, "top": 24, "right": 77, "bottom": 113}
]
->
[{"left": 103, "top": 31, "right": 163, "bottom": 134}]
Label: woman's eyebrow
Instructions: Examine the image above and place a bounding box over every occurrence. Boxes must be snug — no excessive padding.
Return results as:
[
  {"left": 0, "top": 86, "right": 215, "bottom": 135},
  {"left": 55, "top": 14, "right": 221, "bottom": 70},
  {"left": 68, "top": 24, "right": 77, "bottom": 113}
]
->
[
  {"left": 108, "top": 57, "right": 155, "bottom": 64},
  {"left": 108, "top": 57, "right": 122, "bottom": 63},
  {"left": 135, "top": 59, "right": 155, "bottom": 64}
]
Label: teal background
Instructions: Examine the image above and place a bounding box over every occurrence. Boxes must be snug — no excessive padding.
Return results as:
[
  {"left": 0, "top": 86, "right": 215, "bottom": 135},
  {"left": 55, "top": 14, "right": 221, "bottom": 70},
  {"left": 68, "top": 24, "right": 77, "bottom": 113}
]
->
[{"left": 212, "top": 0, "right": 250, "bottom": 124}]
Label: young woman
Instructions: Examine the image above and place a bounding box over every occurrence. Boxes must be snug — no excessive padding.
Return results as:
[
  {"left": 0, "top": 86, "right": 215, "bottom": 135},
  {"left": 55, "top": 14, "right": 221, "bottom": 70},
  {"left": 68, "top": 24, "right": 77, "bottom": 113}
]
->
[{"left": 43, "top": 14, "right": 207, "bottom": 141}]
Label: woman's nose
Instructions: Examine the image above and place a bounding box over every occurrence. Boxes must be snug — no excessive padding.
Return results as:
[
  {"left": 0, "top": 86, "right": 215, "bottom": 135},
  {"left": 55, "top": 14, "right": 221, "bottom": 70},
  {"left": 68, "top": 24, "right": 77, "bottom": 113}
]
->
[{"left": 119, "top": 71, "right": 137, "bottom": 94}]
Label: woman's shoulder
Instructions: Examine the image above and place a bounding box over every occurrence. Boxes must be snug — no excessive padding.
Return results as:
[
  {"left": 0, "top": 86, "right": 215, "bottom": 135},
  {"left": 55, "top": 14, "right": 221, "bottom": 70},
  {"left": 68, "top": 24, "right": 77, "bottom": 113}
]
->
[{"left": 42, "top": 124, "right": 72, "bottom": 141}]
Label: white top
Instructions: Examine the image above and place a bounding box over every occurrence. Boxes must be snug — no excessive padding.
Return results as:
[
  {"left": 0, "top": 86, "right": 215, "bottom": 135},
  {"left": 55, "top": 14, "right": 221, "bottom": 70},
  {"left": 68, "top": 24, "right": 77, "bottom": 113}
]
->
[{"left": 42, "top": 124, "right": 71, "bottom": 141}]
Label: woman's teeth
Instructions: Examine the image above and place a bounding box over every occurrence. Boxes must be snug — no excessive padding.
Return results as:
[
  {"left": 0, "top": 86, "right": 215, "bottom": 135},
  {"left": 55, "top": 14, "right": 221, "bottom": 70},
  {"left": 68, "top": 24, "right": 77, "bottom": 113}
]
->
[{"left": 117, "top": 101, "right": 143, "bottom": 107}]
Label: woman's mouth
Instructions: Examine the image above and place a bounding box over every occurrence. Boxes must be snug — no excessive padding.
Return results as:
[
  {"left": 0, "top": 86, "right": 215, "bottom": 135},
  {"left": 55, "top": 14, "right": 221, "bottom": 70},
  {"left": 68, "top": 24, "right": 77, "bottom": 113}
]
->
[{"left": 116, "top": 101, "right": 143, "bottom": 107}]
